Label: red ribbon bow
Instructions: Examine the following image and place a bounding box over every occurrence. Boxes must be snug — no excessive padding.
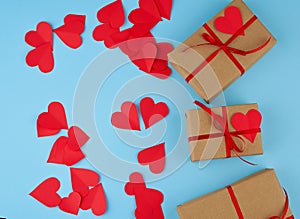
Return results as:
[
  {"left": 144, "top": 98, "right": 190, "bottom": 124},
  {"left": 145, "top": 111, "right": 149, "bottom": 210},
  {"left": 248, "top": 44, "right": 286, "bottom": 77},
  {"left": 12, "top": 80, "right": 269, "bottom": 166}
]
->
[
  {"left": 189, "top": 101, "right": 261, "bottom": 165},
  {"left": 184, "top": 15, "right": 271, "bottom": 83}
]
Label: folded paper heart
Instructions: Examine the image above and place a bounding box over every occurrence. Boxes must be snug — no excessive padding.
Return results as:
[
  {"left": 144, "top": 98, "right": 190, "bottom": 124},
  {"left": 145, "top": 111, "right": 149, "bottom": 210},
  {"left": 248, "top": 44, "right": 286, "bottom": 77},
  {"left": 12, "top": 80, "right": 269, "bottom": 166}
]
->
[
  {"left": 80, "top": 183, "right": 107, "bottom": 216},
  {"left": 93, "top": 23, "right": 120, "bottom": 48},
  {"left": 97, "top": 0, "right": 125, "bottom": 28},
  {"left": 137, "top": 143, "right": 166, "bottom": 174},
  {"left": 67, "top": 126, "right": 90, "bottom": 151},
  {"left": 111, "top": 101, "right": 141, "bottom": 131},
  {"left": 59, "top": 192, "right": 81, "bottom": 215},
  {"left": 140, "top": 97, "right": 169, "bottom": 129},
  {"left": 25, "top": 21, "right": 53, "bottom": 47},
  {"left": 54, "top": 14, "right": 86, "bottom": 49},
  {"left": 29, "top": 177, "right": 61, "bottom": 208},
  {"left": 71, "top": 168, "right": 100, "bottom": 197},
  {"left": 37, "top": 102, "right": 68, "bottom": 137}
]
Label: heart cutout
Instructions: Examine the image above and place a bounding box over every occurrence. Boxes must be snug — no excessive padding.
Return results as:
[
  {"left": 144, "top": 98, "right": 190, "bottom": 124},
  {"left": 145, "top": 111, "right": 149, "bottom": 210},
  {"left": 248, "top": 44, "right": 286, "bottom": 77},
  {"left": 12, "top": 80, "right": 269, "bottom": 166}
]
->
[
  {"left": 93, "top": 23, "right": 120, "bottom": 47},
  {"left": 71, "top": 168, "right": 100, "bottom": 197},
  {"left": 137, "top": 143, "right": 165, "bottom": 174},
  {"left": 59, "top": 192, "right": 81, "bottom": 215},
  {"left": 140, "top": 97, "right": 169, "bottom": 129},
  {"left": 80, "top": 183, "right": 107, "bottom": 216},
  {"left": 97, "top": 0, "right": 125, "bottom": 28},
  {"left": 67, "top": 126, "right": 90, "bottom": 151},
  {"left": 111, "top": 102, "right": 141, "bottom": 130},
  {"left": 54, "top": 14, "right": 86, "bottom": 49},
  {"left": 37, "top": 102, "right": 68, "bottom": 137},
  {"left": 125, "top": 172, "right": 146, "bottom": 196},
  {"left": 154, "top": 0, "right": 173, "bottom": 20},
  {"left": 132, "top": 42, "right": 157, "bottom": 72},
  {"left": 214, "top": 6, "right": 244, "bottom": 35},
  {"left": 29, "top": 177, "right": 61, "bottom": 207},
  {"left": 25, "top": 22, "right": 53, "bottom": 47},
  {"left": 231, "top": 109, "right": 262, "bottom": 143}
]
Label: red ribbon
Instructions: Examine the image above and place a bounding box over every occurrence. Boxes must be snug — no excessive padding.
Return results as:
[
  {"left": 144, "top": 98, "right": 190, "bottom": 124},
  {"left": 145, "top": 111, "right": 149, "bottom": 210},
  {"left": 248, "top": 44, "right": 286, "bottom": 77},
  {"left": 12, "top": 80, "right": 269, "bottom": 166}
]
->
[
  {"left": 184, "top": 15, "right": 271, "bottom": 83},
  {"left": 189, "top": 101, "right": 260, "bottom": 165},
  {"left": 227, "top": 186, "right": 293, "bottom": 219}
]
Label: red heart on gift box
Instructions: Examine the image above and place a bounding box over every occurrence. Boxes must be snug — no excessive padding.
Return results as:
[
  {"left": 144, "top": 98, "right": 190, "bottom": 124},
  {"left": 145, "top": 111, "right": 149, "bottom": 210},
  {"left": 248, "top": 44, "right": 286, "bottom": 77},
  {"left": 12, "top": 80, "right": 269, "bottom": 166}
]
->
[
  {"left": 138, "top": 143, "right": 166, "bottom": 174},
  {"left": 54, "top": 14, "right": 86, "bottom": 49},
  {"left": 37, "top": 102, "right": 68, "bottom": 137},
  {"left": 29, "top": 177, "right": 61, "bottom": 207},
  {"left": 140, "top": 97, "right": 169, "bottom": 129},
  {"left": 26, "top": 43, "right": 54, "bottom": 73},
  {"left": 67, "top": 126, "right": 90, "bottom": 151},
  {"left": 231, "top": 109, "right": 262, "bottom": 143},
  {"left": 25, "top": 21, "right": 53, "bottom": 47},
  {"left": 59, "top": 192, "right": 81, "bottom": 215},
  {"left": 111, "top": 102, "right": 141, "bottom": 130},
  {"left": 215, "top": 6, "right": 244, "bottom": 35},
  {"left": 71, "top": 168, "right": 100, "bottom": 197},
  {"left": 80, "top": 183, "right": 107, "bottom": 216},
  {"left": 47, "top": 136, "right": 85, "bottom": 166},
  {"left": 97, "top": 0, "right": 125, "bottom": 28}
]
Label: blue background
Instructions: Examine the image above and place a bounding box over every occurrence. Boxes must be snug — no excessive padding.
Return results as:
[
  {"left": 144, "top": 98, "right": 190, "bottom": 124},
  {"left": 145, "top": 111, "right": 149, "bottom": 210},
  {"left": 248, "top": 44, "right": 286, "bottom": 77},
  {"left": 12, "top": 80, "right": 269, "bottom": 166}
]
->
[{"left": 1, "top": 0, "right": 299, "bottom": 218}]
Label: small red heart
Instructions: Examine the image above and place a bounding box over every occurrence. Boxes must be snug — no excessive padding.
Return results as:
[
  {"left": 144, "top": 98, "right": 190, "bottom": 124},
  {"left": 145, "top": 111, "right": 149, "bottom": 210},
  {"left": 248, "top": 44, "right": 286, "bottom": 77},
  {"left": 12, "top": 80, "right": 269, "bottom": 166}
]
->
[
  {"left": 125, "top": 172, "right": 147, "bottom": 196},
  {"left": 37, "top": 102, "right": 68, "bottom": 137},
  {"left": 71, "top": 168, "right": 100, "bottom": 197},
  {"left": 138, "top": 143, "right": 166, "bottom": 174},
  {"left": 29, "top": 177, "right": 61, "bottom": 207},
  {"left": 214, "top": 6, "right": 244, "bottom": 35},
  {"left": 67, "top": 126, "right": 90, "bottom": 151},
  {"left": 154, "top": 0, "right": 173, "bottom": 20},
  {"left": 140, "top": 97, "right": 169, "bottom": 129},
  {"left": 111, "top": 102, "right": 141, "bottom": 130},
  {"left": 25, "top": 22, "right": 53, "bottom": 47},
  {"left": 47, "top": 136, "right": 85, "bottom": 166},
  {"left": 59, "top": 192, "right": 81, "bottom": 215},
  {"left": 231, "top": 109, "right": 262, "bottom": 143},
  {"left": 93, "top": 23, "right": 120, "bottom": 48},
  {"left": 80, "top": 183, "right": 107, "bottom": 216},
  {"left": 132, "top": 42, "right": 157, "bottom": 72},
  {"left": 26, "top": 43, "right": 54, "bottom": 73},
  {"left": 97, "top": 0, "right": 125, "bottom": 28},
  {"left": 54, "top": 14, "right": 86, "bottom": 49}
]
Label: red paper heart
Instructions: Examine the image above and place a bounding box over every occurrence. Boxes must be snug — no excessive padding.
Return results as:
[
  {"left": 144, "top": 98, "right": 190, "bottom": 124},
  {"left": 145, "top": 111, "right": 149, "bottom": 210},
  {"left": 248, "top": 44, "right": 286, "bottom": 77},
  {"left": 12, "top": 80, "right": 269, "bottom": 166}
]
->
[
  {"left": 25, "top": 22, "right": 53, "bottom": 47},
  {"left": 26, "top": 43, "right": 54, "bottom": 73},
  {"left": 71, "top": 168, "right": 100, "bottom": 197},
  {"left": 29, "top": 177, "right": 61, "bottom": 207},
  {"left": 54, "top": 14, "right": 86, "bottom": 49},
  {"left": 139, "top": 0, "right": 162, "bottom": 20},
  {"left": 231, "top": 109, "right": 262, "bottom": 143},
  {"left": 111, "top": 102, "right": 141, "bottom": 130},
  {"left": 140, "top": 97, "right": 169, "bottom": 129},
  {"left": 47, "top": 136, "right": 85, "bottom": 166},
  {"left": 97, "top": 0, "right": 125, "bottom": 28},
  {"left": 132, "top": 42, "right": 157, "bottom": 72},
  {"left": 59, "top": 192, "right": 81, "bottom": 215},
  {"left": 214, "top": 6, "right": 244, "bottom": 35},
  {"left": 37, "top": 102, "right": 68, "bottom": 137},
  {"left": 67, "top": 126, "right": 90, "bottom": 151},
  {"left": 125, "top": 172, "right": 147, "bottom": 196},
  {"left": 93, "top": 23, "right": 120, "bottom": 48},
  {"left": 80, "top": 183, "right": 107, "bottom": 216},
  {"left": 154, "top": 0, "right": 173, "bottom": 20},
  {"left": 138, "top": 143, "right": 166, "bottom": 174}
]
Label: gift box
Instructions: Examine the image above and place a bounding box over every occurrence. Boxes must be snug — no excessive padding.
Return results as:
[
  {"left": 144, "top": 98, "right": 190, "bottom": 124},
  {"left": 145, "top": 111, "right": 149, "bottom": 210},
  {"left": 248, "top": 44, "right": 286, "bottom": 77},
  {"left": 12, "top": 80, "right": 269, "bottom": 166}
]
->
[
  {"left": 168, "top": 0, "right": 276, "bottom": 103},
  {"left": 186, "top": 101, "right": 263, "bottom": 162},
  {"left": 177, "top": 169, "right": 294, "bottom": 219}
]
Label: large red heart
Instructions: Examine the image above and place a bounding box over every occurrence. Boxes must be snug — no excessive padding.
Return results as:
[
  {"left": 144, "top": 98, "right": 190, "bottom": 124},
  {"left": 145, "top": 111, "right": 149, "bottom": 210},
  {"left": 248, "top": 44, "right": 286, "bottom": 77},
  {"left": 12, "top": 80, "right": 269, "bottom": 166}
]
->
[
  {"left": 29, "top": 177, "right": 61, "bottom": 207},
  {"left": 37, "top": 102, "right": 68, "bottom": 137},
  {"left": 137, "top": 143, "right": 166, "bottom": 174},
  {"left": 59, "top": 192, "right": 81, "bottom": 215},
  {"left": 47, "top": 136, "right": 85, "bottom": 166},
  {"left": 80, "top": 183, "right": 107, "bottom": 216},
  {"left": 214, "top": 6, "right": 244, "bottom": 35},
  {"left": 71, "top": 168, "right": 100, "bottom": 197},
  {"left": 140, "top": 97, "right": 169, "bottom": 129},
  {"left": 67, "top": 126, "right": 90, "bottom": 151},
  {"left": 111, "top": 102, "right": 141, "bottom": 130},
  {"left": 26, "top": 43, "right": 54, "bottom": 73},
  {"left": 54, "top": 14, "right": 86, "bottom": 49},
  {"left": 231, "top": 109, "right": 262, "bottom": 143},
  {"left": 97, "top": 0, "right": 125, "bottom": 28}
]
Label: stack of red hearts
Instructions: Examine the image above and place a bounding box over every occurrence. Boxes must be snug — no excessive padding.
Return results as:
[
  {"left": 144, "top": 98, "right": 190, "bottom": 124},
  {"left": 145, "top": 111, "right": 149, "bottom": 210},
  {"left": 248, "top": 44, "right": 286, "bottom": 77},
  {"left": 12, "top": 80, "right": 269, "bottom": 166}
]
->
[
  {"left": 30, "top": 168, "right": 106, "bottom": 216},
  {"left": 93, "top": 0, "right": 174, "bottom": 79},
  {"left": 25, "top": 14, "right": 86, "bottom": 73}
]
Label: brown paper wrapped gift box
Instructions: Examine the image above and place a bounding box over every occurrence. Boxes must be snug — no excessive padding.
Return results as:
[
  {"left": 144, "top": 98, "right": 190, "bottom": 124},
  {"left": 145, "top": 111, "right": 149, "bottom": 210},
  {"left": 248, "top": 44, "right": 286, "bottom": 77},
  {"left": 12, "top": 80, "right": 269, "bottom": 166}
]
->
[
  {"left": 186, "top": 103, "right": 263, "bottom": 162},
  {"left": 177, "top": 169, "right": 294, "bottom": 219},
  {"left": 168, "top": 0, "right": 276, "bottom": 103}
]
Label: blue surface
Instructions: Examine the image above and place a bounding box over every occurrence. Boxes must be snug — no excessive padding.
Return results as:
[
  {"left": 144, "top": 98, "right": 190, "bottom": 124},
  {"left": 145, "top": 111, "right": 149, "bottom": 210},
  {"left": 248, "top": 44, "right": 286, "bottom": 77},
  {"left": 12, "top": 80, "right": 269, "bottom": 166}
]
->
[{"left": 1, "top": 0, "right": 300, "bottom": 218}]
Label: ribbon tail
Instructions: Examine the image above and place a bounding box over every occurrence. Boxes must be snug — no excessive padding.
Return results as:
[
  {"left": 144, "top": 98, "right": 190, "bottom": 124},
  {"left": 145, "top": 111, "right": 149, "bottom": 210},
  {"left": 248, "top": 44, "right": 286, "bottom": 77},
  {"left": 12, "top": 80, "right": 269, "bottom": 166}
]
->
[
  {"left": 232, "top": 150, "right": 257, "bottom": 166},
  {"left": 243, "top": 37, "right": 272, "bottom": 55}
]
